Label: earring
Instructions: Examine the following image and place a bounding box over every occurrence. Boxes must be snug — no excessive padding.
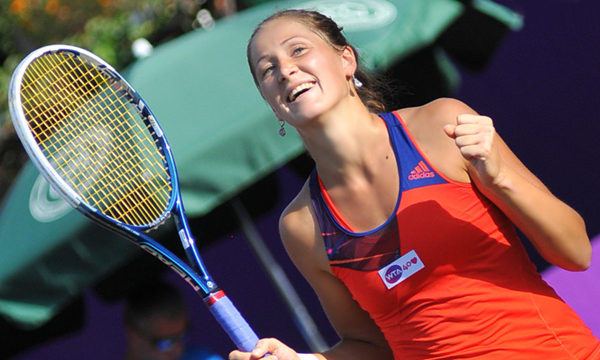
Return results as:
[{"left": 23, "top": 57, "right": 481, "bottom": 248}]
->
[
  {"left": 353, "top": 75, "right": 363, "bottom": 88},
  {"left": 278, "top": 119, "right": 286, "bottom": 137}
]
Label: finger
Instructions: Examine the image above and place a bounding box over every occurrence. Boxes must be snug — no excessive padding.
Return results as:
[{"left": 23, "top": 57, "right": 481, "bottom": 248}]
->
[
  {"left": 251, "top": 339, "right": 282, "bottom": 359},
  {"left": 456, "top": 114, "right": 492, "bottom": 126},
  {"left": 251, "top": 347, "right": 270, "bottom": 359},
  {"left": 454, "top": 134, "right": 484, "bottom": 148},
  {"left": 453, "top": 123, "right": 485, "bottom": 137},
  {"left": 229, "top": 350, "right": 251, "bottom": 360},
  {"left": 443, "top": 124, "right": 456, "bottom": 139},
  {"left": 457, "top": 144, "right": 488, "bottom": 161}
]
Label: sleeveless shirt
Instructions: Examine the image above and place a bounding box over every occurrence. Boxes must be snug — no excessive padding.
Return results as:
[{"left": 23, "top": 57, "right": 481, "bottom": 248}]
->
[{"left": 308, "top": 111, "right": 600, "bottom": 359}]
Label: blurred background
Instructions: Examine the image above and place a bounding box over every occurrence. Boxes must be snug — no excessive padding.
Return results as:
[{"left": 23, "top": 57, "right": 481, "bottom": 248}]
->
[{"left": 0, "top": 0, "right": 598, "bottom": 359}]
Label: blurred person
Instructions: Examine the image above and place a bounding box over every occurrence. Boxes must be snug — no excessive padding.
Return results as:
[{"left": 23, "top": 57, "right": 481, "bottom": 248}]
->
[
  {"left": 211, "top": 0, "right": 237, "bottom": 18},
  {"left": 123, "top": 279, "right": 223, "bottom": 360}
]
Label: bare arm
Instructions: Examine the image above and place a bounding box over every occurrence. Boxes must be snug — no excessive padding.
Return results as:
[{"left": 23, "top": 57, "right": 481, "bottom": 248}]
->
[
  {"left": 436, "top": 98, "right": 591, "bottom": 271},
  {"left": 230, "top": 183, "right": 393, "bottom": 360},
  {"left": 282, "top": 183, "right": 393, "bottom": 360}
]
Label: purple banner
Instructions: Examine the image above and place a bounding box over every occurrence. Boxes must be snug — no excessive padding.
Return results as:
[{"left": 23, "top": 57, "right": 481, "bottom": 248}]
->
[{"left": 542, "top": 235, "right": 600, "bottom": 338}]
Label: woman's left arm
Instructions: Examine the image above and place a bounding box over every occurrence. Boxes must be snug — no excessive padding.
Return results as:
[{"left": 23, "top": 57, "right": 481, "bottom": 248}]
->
[{"left": 443, "top": 101, "right": 591, "bottom": 271}]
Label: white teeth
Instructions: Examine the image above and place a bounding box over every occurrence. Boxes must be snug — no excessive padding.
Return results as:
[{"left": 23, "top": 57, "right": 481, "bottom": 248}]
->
[{"left": 288, "top": 83, "right": 314, "bottom": 102}]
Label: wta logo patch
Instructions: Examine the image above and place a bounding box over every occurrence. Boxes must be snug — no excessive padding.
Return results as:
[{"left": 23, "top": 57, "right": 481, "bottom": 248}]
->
[
  {"left": 378, "top": 250, "right": 424, "bottom": 289},
  {"left": 384, "top": 265, "right": 403, "bottom": 283}
]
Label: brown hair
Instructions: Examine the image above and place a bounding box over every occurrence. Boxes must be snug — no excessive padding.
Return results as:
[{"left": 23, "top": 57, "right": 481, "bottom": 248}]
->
[{"left": 247, "top": 9, "right": 387, "bottom": 114}]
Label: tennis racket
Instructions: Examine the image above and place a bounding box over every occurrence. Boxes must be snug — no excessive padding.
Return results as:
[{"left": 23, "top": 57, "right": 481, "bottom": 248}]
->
[{"left": 8, "top": 44, "right": 259, "bottom": 352}]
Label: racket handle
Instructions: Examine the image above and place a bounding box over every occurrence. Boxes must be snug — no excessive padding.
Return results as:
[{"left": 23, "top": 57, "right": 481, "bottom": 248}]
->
[{"left": 205, "top": 290, "right": 260, "bottom": 352}]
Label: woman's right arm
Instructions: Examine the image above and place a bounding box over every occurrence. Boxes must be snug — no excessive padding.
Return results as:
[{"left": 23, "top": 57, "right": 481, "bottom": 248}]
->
[{"left": 229, "top": 183, "right": 393, "bottom": 360}]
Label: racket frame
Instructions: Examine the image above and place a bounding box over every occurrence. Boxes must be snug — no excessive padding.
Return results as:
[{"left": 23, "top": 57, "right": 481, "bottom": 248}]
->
[
  {"left": 9, "top": 45, "right": 263, "bottom": 351},
  {"left": 8, "top": 44, "right": 217, "bottom": 299}
]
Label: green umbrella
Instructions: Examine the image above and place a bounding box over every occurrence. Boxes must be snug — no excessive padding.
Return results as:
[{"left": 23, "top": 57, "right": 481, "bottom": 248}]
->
[
  {"left": 121, "top": 0, "right": 522, "bottom": 219},
  {"left": 0, "top": 0, "right": 522, "bottom": 356},
  {"left": 0, "top": 163, "right": 138, "bottom": 326}
]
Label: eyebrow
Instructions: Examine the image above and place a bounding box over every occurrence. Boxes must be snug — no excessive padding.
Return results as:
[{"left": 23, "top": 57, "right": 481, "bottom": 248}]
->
[
  {"left": 253, "top": 36, "right": 308, "bottom": 69},
  {"left": 254, "top": 54, "right": 269, "bottom": 70}
]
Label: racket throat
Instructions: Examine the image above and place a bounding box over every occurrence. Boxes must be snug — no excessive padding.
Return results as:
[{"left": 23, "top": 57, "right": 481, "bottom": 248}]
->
[{"left": 175, "top": 218, "right": 216, "bottom": 290}]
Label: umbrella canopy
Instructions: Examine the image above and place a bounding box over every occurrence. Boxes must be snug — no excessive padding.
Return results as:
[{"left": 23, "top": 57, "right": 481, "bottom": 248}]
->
[
  {"left": 120, "top": 0, "right": 522, "bottom": 218},
  {"left": 0, "top": 0, "right": 522, "bottom": 355},
  {"left": 0, "top": 163, "right": 140, "bottom": 324}
]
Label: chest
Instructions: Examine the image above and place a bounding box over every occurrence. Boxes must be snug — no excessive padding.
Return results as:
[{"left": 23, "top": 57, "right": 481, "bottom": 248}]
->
[{"left": 332, "top": 182, "right": 520, "bottom": 317}]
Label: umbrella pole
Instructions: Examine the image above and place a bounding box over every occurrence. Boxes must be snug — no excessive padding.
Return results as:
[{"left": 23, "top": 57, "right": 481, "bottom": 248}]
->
[{"left": 230, "top": 197, "right": 329, "bottom": 353}]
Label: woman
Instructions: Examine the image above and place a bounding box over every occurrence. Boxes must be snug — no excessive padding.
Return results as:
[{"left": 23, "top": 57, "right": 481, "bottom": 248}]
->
[{"left": 231, "top": 9, "right": 600, "bottom": 360}]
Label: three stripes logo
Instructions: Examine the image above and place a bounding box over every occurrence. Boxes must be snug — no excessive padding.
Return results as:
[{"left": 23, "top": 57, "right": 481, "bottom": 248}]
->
[{"left": 408, "top": 161, "right": 435, "bottom": 180}]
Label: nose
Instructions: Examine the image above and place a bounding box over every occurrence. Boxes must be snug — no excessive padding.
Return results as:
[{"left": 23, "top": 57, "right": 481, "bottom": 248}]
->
[{"left": 277, "top": 59, "right": 298, "bottom": 82}]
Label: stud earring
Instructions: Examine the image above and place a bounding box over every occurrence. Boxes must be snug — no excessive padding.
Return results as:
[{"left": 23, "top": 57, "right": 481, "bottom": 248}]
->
[
  {"left": 278, "top": 119, "right": 286, "bottom": 137},
  {"left": 353, "top": 75, "right": 363, "bottom": 88}
]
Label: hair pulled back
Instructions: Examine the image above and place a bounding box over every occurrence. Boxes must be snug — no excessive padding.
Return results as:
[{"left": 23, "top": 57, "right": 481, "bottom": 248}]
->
[{"left": 247, "top": 9, "right": 387, "bottom": 114}]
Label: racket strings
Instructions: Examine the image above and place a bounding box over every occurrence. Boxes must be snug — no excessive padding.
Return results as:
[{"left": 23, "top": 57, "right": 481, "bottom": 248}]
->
[
  {"left": 56, "top": 77, "right": 168, "bottom": 224},
  {"left": 52, "top": 57, "right": 170, "bottom": 226},
  {"left": 22, "top": 54, "right": 168, "bottom": 224},
  {"left": 24, "top": 56, "right": 163, "bottom": 224},
  {"left": 20, "top": 51, "right": 172, "bottom": 226},
  {"left": 29, "top": 56, "right": 169, "bottom": 226}
]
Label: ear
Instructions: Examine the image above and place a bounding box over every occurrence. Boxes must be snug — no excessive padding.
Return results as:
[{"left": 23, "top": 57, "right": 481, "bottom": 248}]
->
[
  {"left": 270, "top": 106, "right": 285, "bottom": 123},
  {"left": 341, "top": 46, "right": 358, "bottom": 78}
]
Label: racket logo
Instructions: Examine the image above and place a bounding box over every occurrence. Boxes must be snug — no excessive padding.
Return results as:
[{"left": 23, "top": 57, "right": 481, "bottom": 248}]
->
[
  {"left": 147, "top": 114, "right": 163, "bottom": 138},
  {"left": 136, "top": 98, "right": 163, "bottom": 138},
  {"left": 140, "top": 244, "right": 202, "bottom": 292},
  {"left": 29, "top": 174, "right": 72, "bottom": 222},
  {"left": 179, "top": 229, "right": 191, "bottom": 249}
]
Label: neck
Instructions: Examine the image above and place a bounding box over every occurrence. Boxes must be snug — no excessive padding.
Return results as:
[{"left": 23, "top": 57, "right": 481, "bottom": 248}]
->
[{"left": 297, "top": 100, "right": 389, "bottom": 186}]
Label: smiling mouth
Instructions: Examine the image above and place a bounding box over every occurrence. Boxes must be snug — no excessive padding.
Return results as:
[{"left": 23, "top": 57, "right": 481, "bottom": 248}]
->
[{"left": 288, "top": 83, "right": 314, "bottom": 102}]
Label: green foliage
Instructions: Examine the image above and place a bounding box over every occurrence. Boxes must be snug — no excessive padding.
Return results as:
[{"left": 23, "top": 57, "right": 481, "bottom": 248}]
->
[
  {"left": 0, "top": 54, "right": 20, "bottom": 136},
  {"left": 66, "top": 14, "right": 136, "bottom": 67},
  {"left": 0, "top": 0, "right": 209, "bottom": 203},
  {"left": 0, "top": 0, "right": 204, "bottom": 136}
]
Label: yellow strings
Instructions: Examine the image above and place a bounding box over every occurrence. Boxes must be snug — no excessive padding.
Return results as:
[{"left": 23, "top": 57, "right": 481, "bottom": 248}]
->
[{"left": 20, "top": 52, "right": 171, "bottom": 226}]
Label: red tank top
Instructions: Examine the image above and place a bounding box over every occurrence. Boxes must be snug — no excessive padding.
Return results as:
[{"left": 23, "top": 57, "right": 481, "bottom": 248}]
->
[{"left": 309, "top": 111, "right": 600, "bottom": 359}]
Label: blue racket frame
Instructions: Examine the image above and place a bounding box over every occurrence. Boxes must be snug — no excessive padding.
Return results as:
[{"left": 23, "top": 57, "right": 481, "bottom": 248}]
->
[{"left": 9, "top": 44, "right": 260, "bottom": 352}]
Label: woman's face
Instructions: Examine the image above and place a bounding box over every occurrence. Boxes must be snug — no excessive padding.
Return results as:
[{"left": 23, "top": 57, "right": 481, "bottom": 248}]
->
[{"left": 249, "top": 18, "right": 355, "bottom": 127}]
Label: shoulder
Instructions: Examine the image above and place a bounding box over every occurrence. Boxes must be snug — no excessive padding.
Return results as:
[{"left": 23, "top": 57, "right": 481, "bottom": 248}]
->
[
  {"left": 396, "top": 97, "right": 478, "bottom": 127},
  {"left": 396, "top": 98, "right": 474, "bottom": 182},
  {"left": 279, "top": 179, "right": 313, "bottom": 239},
  {"left": 279, "top": 180, "right": 331, "bottom": 275}
]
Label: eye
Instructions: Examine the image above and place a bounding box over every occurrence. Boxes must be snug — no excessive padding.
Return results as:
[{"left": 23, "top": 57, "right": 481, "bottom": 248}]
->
[
  {"left": 261, "top": 64, "right": 275, "bottom": 78},
  {"left": 292, "top": 46, "right": 305, "bottom": 56}
]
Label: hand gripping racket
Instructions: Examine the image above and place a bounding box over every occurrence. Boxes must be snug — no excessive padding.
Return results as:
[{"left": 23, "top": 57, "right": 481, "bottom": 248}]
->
[{"left": 8, "top": 44, "right": 259, "bottom": 352}]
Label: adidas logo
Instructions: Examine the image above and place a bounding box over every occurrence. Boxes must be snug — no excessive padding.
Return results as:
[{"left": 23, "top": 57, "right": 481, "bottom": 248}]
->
[{"left": 408, "top": 161, "right": 435, "bottom": 180}]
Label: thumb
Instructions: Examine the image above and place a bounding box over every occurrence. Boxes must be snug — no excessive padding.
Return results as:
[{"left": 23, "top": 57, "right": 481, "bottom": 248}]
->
[
  {"left": 443, "top": 124, "right": 456, "bottom": 139},
  {"left": 251, "top": 347, "right": 271, "bottom": 359}
]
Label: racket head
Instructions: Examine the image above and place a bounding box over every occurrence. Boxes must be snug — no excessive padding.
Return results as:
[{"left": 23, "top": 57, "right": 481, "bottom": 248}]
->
[{"left": 8, "top": 44, "right": 180, "bottom": 231}]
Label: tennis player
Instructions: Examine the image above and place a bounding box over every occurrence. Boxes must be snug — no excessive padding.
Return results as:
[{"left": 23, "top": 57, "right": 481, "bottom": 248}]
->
[{"left": 230, "top": 9, "right": 600, "bottom": 360}]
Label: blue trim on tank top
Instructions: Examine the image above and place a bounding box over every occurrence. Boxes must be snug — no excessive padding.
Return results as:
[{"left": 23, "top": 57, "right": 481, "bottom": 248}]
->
[{"left": 317, "top": 113, "right": 403, "bottom": 237}]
